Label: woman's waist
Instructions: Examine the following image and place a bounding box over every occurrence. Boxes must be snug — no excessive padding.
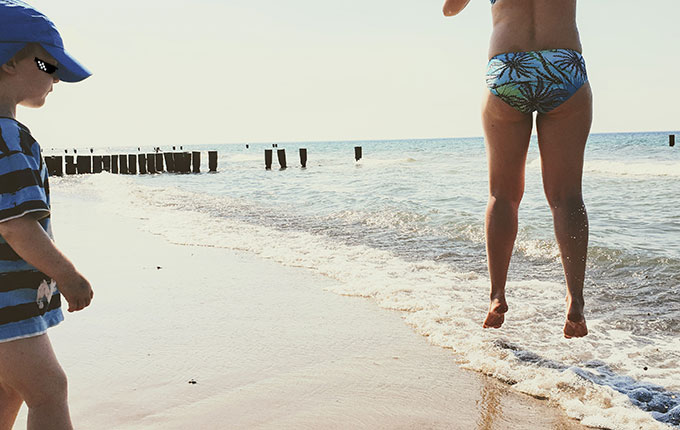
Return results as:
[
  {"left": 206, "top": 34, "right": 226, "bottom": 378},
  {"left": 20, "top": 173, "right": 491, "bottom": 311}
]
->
[{"left": 488, "top": 32, "right": 582, "bottom": 60}]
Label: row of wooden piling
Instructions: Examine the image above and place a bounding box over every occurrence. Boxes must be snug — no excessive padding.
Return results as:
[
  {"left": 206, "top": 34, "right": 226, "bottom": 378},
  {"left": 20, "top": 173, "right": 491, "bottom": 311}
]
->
[
  {"left": 43, "top": 151, "right": 218, "bottom": 177},
  {"left": 44, "top": 144, "right": 365, "bottom": 175},
  {"left": 264, "top": 146, "right": 363, "bottom": 169}
]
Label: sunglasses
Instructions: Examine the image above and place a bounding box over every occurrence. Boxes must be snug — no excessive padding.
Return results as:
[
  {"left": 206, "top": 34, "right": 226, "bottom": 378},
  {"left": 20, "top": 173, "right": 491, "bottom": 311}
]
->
[{"left": 34, "top": 57, "right": 59, "bottom": 75}]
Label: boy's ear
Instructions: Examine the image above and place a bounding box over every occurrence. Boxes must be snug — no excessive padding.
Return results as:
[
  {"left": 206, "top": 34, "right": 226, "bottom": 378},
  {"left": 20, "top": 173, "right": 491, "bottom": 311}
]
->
[{"left": 1, "top": 59, "right": 19, "bottom": 76}]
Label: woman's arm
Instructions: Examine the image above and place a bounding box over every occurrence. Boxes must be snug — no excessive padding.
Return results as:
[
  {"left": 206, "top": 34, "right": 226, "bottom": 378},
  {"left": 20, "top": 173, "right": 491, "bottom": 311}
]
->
[{"left": 443, "top": 0, "right": 471, "bottom": 16}]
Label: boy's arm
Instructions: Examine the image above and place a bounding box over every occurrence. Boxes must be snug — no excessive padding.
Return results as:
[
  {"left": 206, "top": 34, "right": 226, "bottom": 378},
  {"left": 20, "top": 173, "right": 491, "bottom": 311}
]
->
[
  {"left": 0, "top": 215, "right": 93, "bottom": 312},
  {"left": 443, "top": 0, "right": 471, "bottom": 16}
]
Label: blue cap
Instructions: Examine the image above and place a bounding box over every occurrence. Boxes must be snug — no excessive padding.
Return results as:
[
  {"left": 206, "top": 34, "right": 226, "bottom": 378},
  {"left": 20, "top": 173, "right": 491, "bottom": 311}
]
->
[{"left": 0, "top": 0, "right": 91, "bottom": 82}]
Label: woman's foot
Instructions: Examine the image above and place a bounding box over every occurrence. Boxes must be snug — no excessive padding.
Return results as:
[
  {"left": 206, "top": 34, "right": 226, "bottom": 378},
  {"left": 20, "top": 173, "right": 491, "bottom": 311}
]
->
[
  {"left": 563, "top": 297, "right": 587, "bottom": 338},
  {"left": 563, "top": 318, "right": 588, "bottom": 338},
  {"left": 483, "top": 298, "right": 508, "bottom": 328}
]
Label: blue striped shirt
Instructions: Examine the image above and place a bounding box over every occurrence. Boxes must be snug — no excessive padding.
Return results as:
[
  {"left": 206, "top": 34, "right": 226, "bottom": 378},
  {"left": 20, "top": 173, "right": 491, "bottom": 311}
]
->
[{"left": 0, "top": 118, "right": 63, "bottom": 342}]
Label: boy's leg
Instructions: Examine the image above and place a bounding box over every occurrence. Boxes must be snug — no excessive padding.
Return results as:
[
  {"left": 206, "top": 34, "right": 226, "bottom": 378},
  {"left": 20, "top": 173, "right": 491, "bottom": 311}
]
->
[
  {"left": 0, "top": 334, "right": 73, "bottom": 430},
  {"left": 481, "top": 91, "right": 533, "bottom": 328},
  {"left": 536, "top": 82, "right": 593, "bottom": 338},
  {"left": 0, "top": 382, "right": 23, "bottom": 430}
]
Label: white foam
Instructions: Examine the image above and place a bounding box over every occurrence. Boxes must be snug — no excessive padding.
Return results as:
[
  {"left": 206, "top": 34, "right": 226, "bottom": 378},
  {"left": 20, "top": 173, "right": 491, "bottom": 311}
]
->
[
  {"left": 584, "top": 160, "right": 680, "bottom": 178},
  {"left": 356, "top": 157, "right": 418, "bottom": 167},
  {"left": 527, "top": 154, "right": 680, "bottom": 179}
]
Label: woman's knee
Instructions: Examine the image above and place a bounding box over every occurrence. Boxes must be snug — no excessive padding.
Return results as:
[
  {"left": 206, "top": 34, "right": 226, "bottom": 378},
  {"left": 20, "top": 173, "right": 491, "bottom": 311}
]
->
[
  {"left": 488, "top": 193, "right": 523, "bottom": 213},
  {"left": 544, "top": 190, "right": 584, "bottom": 212}
]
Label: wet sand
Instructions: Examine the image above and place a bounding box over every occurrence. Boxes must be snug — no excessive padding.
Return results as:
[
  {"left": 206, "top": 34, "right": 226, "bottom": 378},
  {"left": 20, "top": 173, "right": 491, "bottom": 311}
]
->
[{"left": 12, "top": 191, "right": 589, "bottom": 429}]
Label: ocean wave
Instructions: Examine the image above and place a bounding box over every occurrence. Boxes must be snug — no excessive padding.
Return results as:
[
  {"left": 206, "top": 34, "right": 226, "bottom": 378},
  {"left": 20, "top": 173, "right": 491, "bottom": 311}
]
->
[
  {"left": 355, "top": 157, "right": 418, "bottom": 167},
  {"left": 584, "top": 160, "right": 680, "bottom": 178}
]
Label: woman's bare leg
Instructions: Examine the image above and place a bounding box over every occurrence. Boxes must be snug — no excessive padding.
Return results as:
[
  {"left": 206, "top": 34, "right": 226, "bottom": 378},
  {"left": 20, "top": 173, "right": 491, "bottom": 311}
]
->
[
  {"left": 0, "top": 382, "right": 22, "bottom": 430},
  {"left": 0, "top": 334, "right": 73, "bottom": 430},
  {"left": 482, "top": 91, "right": 533, "bottom": 328},
  {"left": 536, "top": 83, "right": 593, "bottom": 338}
]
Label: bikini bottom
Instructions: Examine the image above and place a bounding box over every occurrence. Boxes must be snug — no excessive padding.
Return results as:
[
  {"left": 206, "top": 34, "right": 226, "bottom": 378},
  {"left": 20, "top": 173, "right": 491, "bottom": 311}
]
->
[{"left": 485, "top": 49, "right": 588, "bottom": 114}]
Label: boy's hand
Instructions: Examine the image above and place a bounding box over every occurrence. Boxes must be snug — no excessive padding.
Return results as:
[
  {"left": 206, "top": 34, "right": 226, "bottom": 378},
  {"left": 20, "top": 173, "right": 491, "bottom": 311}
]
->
[
  {"left": 0, "top": 215, "right": 94, "bottom": 313},
  {"left": 55, "top": 271, "right": 93, "bottom": 312}
]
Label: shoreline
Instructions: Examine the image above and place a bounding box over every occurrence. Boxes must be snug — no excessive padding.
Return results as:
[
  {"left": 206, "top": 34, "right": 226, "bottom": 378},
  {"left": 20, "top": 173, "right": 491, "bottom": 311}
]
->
[{"left": 13, "top": 187, "right": 588, "bottom": 429}]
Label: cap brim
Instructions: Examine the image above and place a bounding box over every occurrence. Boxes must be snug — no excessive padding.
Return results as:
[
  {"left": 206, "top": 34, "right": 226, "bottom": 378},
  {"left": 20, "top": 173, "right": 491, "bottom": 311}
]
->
[
  {"left": 43, "top": 44, "right": 91, "bottom": 83},
  {"left": 0, "top": 42, "right": 27, "bottom": 65}
]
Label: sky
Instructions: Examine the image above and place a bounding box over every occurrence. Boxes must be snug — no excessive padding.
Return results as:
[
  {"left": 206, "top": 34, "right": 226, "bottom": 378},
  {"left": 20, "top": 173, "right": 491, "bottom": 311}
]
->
[{"left": 16, "top": 0, "right": 680, "bottom": 150}]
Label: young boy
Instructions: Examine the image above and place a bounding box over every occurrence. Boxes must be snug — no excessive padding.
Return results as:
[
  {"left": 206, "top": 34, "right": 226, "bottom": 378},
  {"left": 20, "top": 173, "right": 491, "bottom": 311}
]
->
[{"left": 0, "top": 1, "right": 94, "bottom": 429}]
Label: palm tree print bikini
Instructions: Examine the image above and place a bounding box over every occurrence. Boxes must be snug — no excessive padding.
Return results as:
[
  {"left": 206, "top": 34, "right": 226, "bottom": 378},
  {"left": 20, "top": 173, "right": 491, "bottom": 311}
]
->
[{"left": 486, "top": 0, "right": 588, "bottom": 113}]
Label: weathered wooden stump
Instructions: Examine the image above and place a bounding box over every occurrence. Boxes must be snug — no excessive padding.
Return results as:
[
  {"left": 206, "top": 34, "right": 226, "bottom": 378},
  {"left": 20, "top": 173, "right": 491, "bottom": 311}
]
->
[
  {"left": 192, "top": 151, "right": 201, "bottom": 173},
  {"left": 76, "top": 155, "right": 92, "bottom": 174},
  {"left": 299, "top": 148, "right": 307, "bottom": 168},
  {"left": 277, "top": 149, "right": 287, "bottom": 169}
]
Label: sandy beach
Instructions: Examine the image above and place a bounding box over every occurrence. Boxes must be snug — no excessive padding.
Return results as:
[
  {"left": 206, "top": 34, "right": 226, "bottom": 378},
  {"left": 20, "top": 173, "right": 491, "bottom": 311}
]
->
[{"left": 11, "top": 185, "right": 589, "bottom": 429}]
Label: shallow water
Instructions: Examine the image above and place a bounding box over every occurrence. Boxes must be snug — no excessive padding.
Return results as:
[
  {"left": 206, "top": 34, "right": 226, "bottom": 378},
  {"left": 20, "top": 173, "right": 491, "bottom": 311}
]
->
[{"left": 51, "top": 131, "right": 680, "bottom": 429}]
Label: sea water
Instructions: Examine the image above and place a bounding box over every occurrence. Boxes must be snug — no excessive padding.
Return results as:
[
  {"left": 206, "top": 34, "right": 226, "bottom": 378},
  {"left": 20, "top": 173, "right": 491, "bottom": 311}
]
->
[{"left": 50, "top": 132, "right": 680, "bottom": 429}]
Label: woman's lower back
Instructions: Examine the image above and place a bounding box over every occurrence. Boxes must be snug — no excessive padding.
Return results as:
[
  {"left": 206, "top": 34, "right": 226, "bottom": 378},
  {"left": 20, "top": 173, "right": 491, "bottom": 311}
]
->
[{"left": 489, "top": 0, "right": 582, "bottom": 58}]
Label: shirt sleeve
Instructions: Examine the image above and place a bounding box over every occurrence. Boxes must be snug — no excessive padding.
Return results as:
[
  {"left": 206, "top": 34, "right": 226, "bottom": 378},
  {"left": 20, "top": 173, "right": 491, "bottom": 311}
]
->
[{"left": 0, "top": 148, "right": 49, "bottom": 223}]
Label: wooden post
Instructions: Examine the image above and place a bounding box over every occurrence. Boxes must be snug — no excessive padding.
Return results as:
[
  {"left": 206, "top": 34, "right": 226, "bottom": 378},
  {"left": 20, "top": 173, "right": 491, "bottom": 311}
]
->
[
  {"left": 155, "top": 153, "right": 164, "bottom": 172},
  {"left": 173, "top": 152, "right": 185, "bottom": 172},
  {"left": 670, "top": 134, "right": 676, "bottom": 147},
  {"left": 174, "top": 152, "right": 182, "bottom": 172},
  {"left": 65, "top": 155, "right": 76, "bottom": 175},
  {"left": 277, "top": 149, "right": 287, "bottom": 169},
  {"left": 119, "top": 154, "right": 129, "bottom": 174},
  {"left": 103, "top": 155, "right": 112, "bottom": 172},
  {"left": 264, "top": 149, "right": 273, "bottom": 170},
  {"left": 299, "top": 148, "right": 307, "bottom": 168},
  {"left": 146, "top": 153, "right": 156, "bottom": 174},
  {"left": 354, "top": 146, "right": 362, "bottom": 162},
  {"left": 54, "top": 156, "right": 63, "bottom": 176},
  {"left": 164, "top": 152, "right": 175, "bottom": 172},
  {"left": 44, "top": 156, "right": 53, "bottom": 175},
  {"left": 111, "top": 155, "right": 119, "bottom": 174},
  {"left": 44, "top": 156, "right": 56, "bottom": 176},
  {"left": 76, "top": 155, "right": 92, "bottom": 174},
  {"left": 45, "top": 156, "right": 63, "bottom": 177},
  {"left": 128, "top": 154, "right": 137, "bottom": 174},
  {"left": 138, "top": 154, "right": 147, "bottom": 174},
  {"left": 183, "top": 152, "right": 192, "bottom": 173},
  {"left": 208, "top": 151, "right": 217, "bottom": 172},
  {"left": 180, "top": 153, "right": 187, "bottom": 172},
  {"left": 192, "top": 151, "right": 201, "bottom": 173},
  {"left": 92, "top": 155, "right": 103, "bottom": 174}
]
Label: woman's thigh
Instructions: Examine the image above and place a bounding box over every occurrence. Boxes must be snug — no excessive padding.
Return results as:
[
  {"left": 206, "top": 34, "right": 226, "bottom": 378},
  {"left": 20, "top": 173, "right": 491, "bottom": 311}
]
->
[
  {"left": 535, "top": 83, "right": 593, "bottom": 202},
  {"left": 482, "top": 91, "right": 534, "bottom": 202}
]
